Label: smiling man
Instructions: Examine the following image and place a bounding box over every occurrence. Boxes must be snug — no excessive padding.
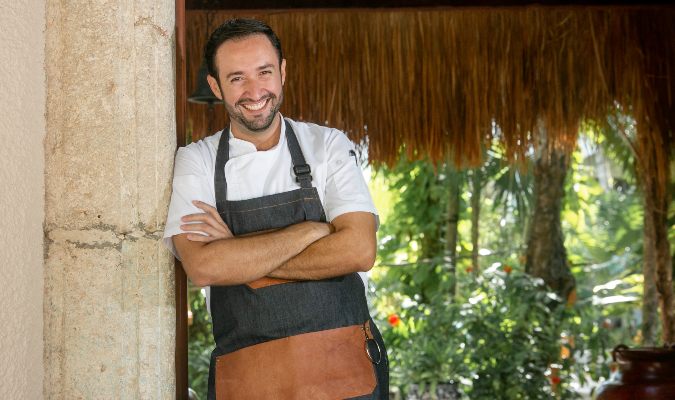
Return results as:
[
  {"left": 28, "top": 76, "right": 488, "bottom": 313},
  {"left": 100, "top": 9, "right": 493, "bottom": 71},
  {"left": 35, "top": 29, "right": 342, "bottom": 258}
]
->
[{"left": 163, "top": 19, "right": 388, "bottom": 399}]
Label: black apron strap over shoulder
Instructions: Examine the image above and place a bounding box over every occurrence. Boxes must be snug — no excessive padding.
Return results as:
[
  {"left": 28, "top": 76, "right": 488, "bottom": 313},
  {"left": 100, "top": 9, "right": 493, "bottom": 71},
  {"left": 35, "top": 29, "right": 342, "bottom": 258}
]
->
[
  {"left": 214, "top": 127, "right": 230, "bottom": 215},
  {"left": 283, "top": 119, "right": 313, "bottom": 189},
  {"left": 214, "top": 118, "right": 314, "bottom": 215}
]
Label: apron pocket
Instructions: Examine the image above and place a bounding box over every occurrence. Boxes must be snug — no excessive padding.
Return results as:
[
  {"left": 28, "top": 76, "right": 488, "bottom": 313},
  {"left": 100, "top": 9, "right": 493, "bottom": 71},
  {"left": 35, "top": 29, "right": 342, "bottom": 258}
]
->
[{"left": 215, "top": 323, "right": 377, "bottom": 400}]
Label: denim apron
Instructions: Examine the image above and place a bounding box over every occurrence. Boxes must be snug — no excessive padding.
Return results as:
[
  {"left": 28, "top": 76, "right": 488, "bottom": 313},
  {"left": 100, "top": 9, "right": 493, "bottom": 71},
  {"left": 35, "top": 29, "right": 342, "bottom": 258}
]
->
[{"left": 206, "top": 119, "right": 388, "bottom": 400}]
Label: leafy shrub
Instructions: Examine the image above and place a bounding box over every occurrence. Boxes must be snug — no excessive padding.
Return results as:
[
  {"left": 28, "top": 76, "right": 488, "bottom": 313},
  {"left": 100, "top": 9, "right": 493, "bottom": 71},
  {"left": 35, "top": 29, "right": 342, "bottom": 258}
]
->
[
  {"left": 379, "top": 266, "right": 611, "bottom": 399},
  {"left": 188, "top": 288, "right": 212, "bottom": 399}
]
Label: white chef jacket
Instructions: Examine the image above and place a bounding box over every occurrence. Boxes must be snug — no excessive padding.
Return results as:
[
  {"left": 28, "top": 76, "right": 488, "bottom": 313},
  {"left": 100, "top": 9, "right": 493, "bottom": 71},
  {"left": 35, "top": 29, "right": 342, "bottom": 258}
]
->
[{"left": 162, "top": 116, "right": 377, "bottom": 301}]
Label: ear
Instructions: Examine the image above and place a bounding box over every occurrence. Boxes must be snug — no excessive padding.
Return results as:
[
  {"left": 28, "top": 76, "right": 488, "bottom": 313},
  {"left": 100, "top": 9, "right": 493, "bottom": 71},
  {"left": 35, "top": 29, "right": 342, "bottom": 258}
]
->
[
  {"left": 280, "top": 59, "right": 286, "bottom": 86},
  {"left": 207, "top": 74, "right": 223, "bottom": 100}
]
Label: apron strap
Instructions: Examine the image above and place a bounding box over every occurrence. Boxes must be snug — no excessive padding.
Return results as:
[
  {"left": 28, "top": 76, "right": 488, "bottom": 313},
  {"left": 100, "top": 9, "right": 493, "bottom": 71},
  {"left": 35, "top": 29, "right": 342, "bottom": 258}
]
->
[
  {"left": 283, "top": 119, "right": 313, "bottom": 189},
  {"left": 214, "top": 126, "right": 230, "bottom": 215},
  {"left": 214, "top": 117, "right": 314, "bottom": 214}
]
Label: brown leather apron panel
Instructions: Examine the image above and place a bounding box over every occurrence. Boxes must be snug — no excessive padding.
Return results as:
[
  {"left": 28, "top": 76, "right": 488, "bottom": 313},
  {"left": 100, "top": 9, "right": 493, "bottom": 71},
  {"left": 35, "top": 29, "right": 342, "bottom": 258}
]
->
[
  {"left": 246, "top": 277, "right": 295, "bottom": 289},
  {"left": 215, "top": 324, "right": 377, "bottom": 400}
]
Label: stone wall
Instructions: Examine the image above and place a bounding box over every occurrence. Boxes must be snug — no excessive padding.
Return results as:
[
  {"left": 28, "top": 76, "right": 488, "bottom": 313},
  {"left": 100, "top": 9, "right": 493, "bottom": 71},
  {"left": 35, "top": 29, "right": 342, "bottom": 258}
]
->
[
  {"left": 0, "top": 1, "right": 46, "bottom": 398},
  {"left": 44, "top": 0, "right": 177, "bottom": 397}
]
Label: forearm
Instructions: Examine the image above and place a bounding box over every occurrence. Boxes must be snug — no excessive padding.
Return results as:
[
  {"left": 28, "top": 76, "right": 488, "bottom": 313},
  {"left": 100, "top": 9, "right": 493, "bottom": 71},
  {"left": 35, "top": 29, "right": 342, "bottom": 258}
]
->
[
  {"left": 268, "top": 213, "right": 377, "bottom": 280},
  {"left": 175, "top": 221, "right": 329, "bottom": 286}
]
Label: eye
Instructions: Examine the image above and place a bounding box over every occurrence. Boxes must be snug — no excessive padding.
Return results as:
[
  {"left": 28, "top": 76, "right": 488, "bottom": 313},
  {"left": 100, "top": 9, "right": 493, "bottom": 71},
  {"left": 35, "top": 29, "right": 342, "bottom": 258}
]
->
[
  {"left": 260, "top": 70, "right": 272, "bottom": 76},
  {"left": 230, "top": 76, "right": 243, "bottom": 83}
]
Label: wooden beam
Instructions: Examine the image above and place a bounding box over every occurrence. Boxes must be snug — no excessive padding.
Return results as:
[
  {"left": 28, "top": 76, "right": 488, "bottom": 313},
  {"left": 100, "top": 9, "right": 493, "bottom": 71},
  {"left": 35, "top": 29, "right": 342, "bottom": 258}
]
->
[{"left": 187, "top": 0, "right": 674, "bottom": 10}]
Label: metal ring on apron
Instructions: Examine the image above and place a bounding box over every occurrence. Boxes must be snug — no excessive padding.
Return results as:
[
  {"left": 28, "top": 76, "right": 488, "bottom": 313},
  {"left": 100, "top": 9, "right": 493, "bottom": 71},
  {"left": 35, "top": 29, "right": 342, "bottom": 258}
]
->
[{"left": 365, "top": 338, "right": 382, "bottom": 365}]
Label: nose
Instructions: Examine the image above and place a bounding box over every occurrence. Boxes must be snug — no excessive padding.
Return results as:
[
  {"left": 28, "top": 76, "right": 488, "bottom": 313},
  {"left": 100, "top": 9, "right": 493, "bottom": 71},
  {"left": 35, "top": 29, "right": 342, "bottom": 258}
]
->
[{"left": 242, "top": 78, "right": 267, "bottom": 101}]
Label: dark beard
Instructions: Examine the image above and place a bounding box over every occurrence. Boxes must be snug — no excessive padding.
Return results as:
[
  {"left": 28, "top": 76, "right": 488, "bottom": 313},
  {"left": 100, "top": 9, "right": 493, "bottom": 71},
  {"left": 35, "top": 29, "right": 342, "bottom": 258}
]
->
[{"left": 227, "top": 91, "right": 284, "bottom": 133}]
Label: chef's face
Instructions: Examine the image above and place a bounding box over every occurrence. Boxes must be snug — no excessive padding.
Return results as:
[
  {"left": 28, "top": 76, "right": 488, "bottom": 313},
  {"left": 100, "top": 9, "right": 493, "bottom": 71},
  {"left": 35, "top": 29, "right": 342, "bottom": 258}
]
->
[{"left": 207, "top": 34, "right": 286, "bottom": 135}]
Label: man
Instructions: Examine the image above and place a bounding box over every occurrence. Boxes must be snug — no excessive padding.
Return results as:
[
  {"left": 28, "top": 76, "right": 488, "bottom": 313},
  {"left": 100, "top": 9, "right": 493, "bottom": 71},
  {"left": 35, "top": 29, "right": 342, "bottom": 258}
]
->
[{"left": 163, "top": 18, "right": 388, "bottom": 399}]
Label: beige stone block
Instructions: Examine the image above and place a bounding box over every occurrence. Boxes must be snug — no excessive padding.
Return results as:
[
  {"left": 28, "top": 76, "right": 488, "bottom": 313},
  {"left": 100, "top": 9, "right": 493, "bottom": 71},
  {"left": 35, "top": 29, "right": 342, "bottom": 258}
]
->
[
  {"left": 122, "top": 237, "right": 176, "bottom": 399},
  {"left": 45, "top": 238, "right": 129, "bottom": 399},
  {"left": 132, "top": 4, "right": 177, "bottom": 233},
  {"left": 45, "top": 0, "right": 176, "bottom": 233},
  {"left": 44, "top": 233, "right": 175, "bottom": 399}
]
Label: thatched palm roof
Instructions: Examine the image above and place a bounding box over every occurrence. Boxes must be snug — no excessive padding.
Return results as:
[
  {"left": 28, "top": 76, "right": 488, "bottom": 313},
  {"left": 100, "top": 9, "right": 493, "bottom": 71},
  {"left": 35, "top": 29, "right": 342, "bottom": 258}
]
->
[{"left": 187, "top": 7, "right": 673, "bottom": 193}]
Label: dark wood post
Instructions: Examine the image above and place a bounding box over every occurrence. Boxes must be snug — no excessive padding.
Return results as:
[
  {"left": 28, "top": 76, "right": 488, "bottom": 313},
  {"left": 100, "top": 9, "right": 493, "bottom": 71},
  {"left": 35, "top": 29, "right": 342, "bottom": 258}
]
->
[{"left": 175, "top": 0, "right": 189, "bottom": 398}]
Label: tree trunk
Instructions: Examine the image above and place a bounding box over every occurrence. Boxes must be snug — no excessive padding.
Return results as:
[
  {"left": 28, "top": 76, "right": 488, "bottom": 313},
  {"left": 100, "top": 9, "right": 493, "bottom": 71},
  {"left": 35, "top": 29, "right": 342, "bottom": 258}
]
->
[
  {"left": 653, "top": 189, "right": 674, "bottom": 345},
  {"left": 445, "top": 169, "right": 461, "bottom": 297},
  {"left": 641, "top": 170, "right": 674, "bottom": 344},
  {"left": 641, "top": 193, "right": 659, "bottom": 346},
  {"left": 471, "top": 168, "right": 482, "bottom": 273},
  {"left": 525, "top": 144, "right": 576, "bottom": 300},
  {"left": 633, "top": 101, "right": 674, "bottom": 343}
]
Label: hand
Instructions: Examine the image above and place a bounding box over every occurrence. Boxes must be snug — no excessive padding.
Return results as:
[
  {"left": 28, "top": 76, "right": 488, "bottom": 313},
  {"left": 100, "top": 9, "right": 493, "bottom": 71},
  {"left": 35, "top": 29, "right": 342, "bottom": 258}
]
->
[
  {"left": 299, "top": 220, "right": 334, "bottom": 242},
  {"left": 180, "top": 200, "right": 233, "bottom": 243}
]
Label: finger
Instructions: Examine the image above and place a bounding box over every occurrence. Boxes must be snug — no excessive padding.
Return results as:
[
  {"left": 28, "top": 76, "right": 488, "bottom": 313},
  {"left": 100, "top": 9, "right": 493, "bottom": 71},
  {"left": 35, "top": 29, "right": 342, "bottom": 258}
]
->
[
  {"left": 181, "top": 212, "right": 207, "bottom": 223},
  {"left": 189, "top": 203, "right": 233, "bottom": 237},
  {"left": 182, "top": 223, "right": 231, "bottom": 240},
  {"left": 192, "top": 200, "right": 219, "bottom": 216},
  {"left": 221, "top": 222, "right": 234, "bottom": 237},
  {"left": 186, "top": 202, "right": 233, "bottom": 238},
  {"left": 186, "top": 233, "right": 218, "bottom": 243},
  {"left": 180, "top": 223, "right": 221, "bottom": 237},
  {"left": 193, "top": 201, "right": 227, "bottom": 225},
  {"left": 181, "top": 213, "right": 225, "bottom": 230},
  {"left": 193, "top": 216, "right": 230, "bottom": 237}
]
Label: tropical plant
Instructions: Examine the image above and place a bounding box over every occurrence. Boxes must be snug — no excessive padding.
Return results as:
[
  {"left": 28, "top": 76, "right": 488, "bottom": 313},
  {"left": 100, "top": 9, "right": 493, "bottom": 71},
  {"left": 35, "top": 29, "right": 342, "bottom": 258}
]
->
[
  {"left": 188, "top": 286, "right": 212, "bottom": 399},
  {"left": 371, "top": 134, "right": 646, "bottom": 397},
  {"left": 374, "top": 155, "right": 464, "bottom": 304},
  {"left": 378, "top": 265, "right": 612, "bottom": 399}
]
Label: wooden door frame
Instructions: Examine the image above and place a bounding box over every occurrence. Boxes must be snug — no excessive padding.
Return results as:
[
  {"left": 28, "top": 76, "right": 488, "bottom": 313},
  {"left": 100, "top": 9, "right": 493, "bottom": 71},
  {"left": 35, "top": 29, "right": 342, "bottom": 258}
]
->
[{"left": 174, "top": 0, "right": 188, "bottom": 399}]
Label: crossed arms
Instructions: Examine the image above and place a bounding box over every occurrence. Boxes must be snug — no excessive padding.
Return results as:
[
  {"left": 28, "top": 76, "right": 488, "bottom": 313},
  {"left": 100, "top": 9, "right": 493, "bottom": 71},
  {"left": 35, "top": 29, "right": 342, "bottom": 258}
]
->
[{"left": 172, "top": 201, "right": 377, "bottom": 287}]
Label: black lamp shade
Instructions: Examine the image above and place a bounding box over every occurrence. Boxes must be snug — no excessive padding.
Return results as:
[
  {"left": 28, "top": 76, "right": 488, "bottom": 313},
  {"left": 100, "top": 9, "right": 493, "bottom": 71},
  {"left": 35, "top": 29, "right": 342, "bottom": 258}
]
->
[{"left": 188, "top": 62, "right": 223, "bottom": 105}]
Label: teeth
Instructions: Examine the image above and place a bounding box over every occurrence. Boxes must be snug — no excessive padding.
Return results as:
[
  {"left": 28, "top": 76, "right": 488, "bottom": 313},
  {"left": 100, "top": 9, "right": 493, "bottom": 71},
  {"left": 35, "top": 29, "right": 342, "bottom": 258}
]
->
[{"left": 242, "top": 99, "right": 267, "bottom": 111}]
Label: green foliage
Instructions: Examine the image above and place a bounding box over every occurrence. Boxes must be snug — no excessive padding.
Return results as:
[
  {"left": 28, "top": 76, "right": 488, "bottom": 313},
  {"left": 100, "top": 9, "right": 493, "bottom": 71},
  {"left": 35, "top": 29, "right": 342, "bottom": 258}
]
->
[
  {"left": 375, "top": 156, "right": 464, "bottom": 303},
  {"left": 372, "top": 129, "right": 647, "bottom": 397},
  {"left": 379, "top": 266, "right": 612, "bottom": 399},
  {"left": 562, "top": 134, "right": 646, "bottom": 347},
  {"left": 458, "top": 270, "right": 563, "bottom": 399},
  {"left": 484, "top": 145, "right": 534, "bottom": 228},
  {"left": 188, "top": 286, "right": 213, "bottom": 399}
]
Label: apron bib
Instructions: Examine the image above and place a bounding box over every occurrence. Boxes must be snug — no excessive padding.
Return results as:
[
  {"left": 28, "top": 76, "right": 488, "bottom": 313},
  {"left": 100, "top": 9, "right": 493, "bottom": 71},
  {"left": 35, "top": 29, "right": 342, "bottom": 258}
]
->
[{"left": 206, "top": 119, "right": 388, "bottom": 400}]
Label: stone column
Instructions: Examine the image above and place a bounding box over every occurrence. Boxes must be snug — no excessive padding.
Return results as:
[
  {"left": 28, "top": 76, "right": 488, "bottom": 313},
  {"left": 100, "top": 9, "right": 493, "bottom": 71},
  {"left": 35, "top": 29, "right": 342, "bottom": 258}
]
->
[{"left": 44, "top": 0, "right": 177, "bottom": 398}]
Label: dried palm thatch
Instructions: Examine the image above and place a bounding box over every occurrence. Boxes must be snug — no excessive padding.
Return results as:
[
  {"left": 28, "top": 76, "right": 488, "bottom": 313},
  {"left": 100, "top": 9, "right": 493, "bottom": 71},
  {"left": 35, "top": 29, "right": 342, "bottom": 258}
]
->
[{"left": 187, "top": 7, "right": 672, "bottom": 186}]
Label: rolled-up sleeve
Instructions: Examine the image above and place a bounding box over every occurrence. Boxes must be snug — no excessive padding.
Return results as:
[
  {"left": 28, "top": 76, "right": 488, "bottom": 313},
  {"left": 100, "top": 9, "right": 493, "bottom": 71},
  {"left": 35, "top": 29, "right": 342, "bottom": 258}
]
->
[
  {"left": 162, "top": 146, "right": 215, "bottom": 257},
  {"left": 323, "top": 130, "right": 378, "bottom": 227}
]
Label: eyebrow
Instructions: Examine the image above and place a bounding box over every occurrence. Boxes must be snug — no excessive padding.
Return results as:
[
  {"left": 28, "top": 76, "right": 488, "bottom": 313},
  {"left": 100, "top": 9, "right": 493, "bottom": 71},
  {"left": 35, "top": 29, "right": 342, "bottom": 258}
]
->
[{"left": 225, "top": 64, "right": 276, "bottom": 80}]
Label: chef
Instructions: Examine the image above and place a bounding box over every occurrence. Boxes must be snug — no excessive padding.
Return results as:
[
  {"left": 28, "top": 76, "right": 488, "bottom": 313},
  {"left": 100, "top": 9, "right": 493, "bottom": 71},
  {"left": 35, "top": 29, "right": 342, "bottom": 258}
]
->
[{"left": 163, "top": 18, "right": 388, "bottom": 400}]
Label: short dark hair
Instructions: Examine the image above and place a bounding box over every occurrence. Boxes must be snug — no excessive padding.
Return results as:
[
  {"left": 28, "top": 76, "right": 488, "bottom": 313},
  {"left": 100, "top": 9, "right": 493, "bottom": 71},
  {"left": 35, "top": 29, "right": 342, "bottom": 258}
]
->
[{"left": 204, "top": 18, "right": 283, "bottom": 80}]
